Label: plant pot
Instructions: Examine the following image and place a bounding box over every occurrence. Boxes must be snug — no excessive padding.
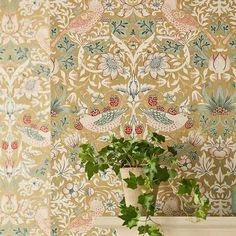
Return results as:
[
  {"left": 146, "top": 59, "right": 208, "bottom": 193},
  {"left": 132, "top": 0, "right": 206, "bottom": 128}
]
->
[{"left": 120, "top": 167, "right": 158, "bottom": 216}]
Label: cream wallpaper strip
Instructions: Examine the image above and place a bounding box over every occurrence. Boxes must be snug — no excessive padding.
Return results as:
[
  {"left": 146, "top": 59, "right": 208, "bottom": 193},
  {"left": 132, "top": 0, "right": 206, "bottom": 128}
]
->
[{"left": 0, "top": 0, "right": 50, "bottom": 235}]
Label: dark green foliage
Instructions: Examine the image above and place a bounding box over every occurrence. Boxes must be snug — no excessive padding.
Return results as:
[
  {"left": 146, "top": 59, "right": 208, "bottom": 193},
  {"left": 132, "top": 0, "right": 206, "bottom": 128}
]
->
[
  {"left": 137, "top": 20, "right": 154, "bottom": 35},
  {"left": 119, "top": 199, "right": 140, "bottom": 228},
  {"left": 111, "top": 20, "right": 129, "bottom": 35}
]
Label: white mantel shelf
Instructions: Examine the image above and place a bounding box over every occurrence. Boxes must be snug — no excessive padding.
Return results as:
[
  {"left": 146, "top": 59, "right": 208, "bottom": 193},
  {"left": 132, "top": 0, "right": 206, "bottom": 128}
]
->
[{"left": 93, "top": 216, "right": 236, "bottom": 236}]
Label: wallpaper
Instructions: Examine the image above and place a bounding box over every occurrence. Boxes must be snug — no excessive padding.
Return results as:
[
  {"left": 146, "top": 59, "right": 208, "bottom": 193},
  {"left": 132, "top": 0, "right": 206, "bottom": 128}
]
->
[
  {"left": 0, "top": 0, "right": 50, "bottom": 235},
  {"left": 0, "top": 0, "right": 236, "bottom": 235}
]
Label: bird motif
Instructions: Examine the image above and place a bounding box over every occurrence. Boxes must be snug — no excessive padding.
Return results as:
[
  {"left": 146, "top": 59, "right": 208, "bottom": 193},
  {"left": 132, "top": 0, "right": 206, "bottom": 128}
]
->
[
  {"left": 35, "top": 206, "right": 50, "bottom": 236},
  {"left": 58, "top": 197, "right": 105, "bottom": 236},
  {"left": 16, "top": 126, "right": 50, "bottom": 147},
  {"left": 162, "top": 0, "right": 216, "bottom": 44},
  {"left": 51, "top": 0, "right": 104, "bottom": 48},
  {"left": 141, "top": 108, "right": 188, "bottom": 132},
  {"left": 80, "top": 108, "right": 127, "bottom": 133}
]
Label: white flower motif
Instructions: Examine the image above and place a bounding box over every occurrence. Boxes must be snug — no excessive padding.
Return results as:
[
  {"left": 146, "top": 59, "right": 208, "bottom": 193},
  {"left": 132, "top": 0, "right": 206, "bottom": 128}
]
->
[
  {"left": 103, "top": 0, "right": 115, "bottom": 11},
  {"left": 140, "top": 53, "right": 170, "bottom": 79},
  {"left": 149, "top": 0, "right": 162, "bottom": 10},
  {"left": 19, "top": 0, "right": 44, "bottom": 16},
  {"left": 19, "top": 177, "right": 43, "bottom": 196},
  {"left": 180, "top": 131, "right": 205, "bottom": 147},
  {"left": 15, "top": 76, "right": 41, "bottom": 99},
  {"left": 202, "top": 136, "right": 236, "bottom": 160},
  {"left": 63, "top": 179, "right": 87, "bottom": 199},
  {"left": 63, "top": 183, "right": 79, "bottom": 198},
  {"left": 178, "top": 155, "right": 192, "bottom": 171},
  {"left": 104, "top": 199, "right": 117, "bottom": 211},
  {"left": 98, "top": 53, "right": 128, "bottom": 80}
]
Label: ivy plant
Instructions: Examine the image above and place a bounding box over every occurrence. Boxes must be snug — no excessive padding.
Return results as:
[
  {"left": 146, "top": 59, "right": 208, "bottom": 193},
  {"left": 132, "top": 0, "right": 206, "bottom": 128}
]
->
[{"left": 79, "top": 132, "right": 210, "bottom": 236}]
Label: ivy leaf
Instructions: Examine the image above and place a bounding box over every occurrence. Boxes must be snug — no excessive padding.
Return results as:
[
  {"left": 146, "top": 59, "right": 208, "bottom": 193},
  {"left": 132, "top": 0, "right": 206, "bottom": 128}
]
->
[
  {"left": 151, "top": 133, "right": 165, "bottom": 143},
  {"left": 194, "top": 199, "right": 210, "bottom": 219},
  {"left": 85, "top": 161, "right": 98, "bottom": 180},
  {"left": 138, "top": 193, "right": 155, "bottom": 215},
  {"left": 124, "top": 172, "right": 145, "bottom": 189},
  {"left": 112, "top": 164, "right": 120, "bottom": 175},
  {"left": 138, "top": 225, "right": 163, "bottom": 236},
  {"left": 144, "top": 159, "right": 157, "bottom": 181},
  {"left": 99, "top": 163, "right": 109, "bottom": 172},
  {"left": 153, "top": 165, "right": 169, "bottom": 185},
  {"left": 168, "top": 169, "right": 178, "bottom": 179},
  {"left": 178, "top": 178, "right": 198, "bottom": 195},
  {"left": 119, "top": 199, "right": 140, "bottom": 228},
  {"left": 167, "top": 146, "right": 177, "bottom": 156},
  {"left": 178, "top": 179, "right": 210, "bottom": 219}
]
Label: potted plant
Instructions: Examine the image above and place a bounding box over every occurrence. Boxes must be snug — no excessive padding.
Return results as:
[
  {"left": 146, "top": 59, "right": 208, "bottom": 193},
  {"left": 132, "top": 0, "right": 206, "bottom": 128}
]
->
[{"left": 79, "top": 132, "right": 210, "bottom": 236}]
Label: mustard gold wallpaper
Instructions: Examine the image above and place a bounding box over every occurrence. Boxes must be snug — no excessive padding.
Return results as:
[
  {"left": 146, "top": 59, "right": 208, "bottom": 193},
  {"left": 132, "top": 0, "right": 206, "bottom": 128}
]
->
[{"left": 1, "top": 0, "right": 236, "bottom": 235}]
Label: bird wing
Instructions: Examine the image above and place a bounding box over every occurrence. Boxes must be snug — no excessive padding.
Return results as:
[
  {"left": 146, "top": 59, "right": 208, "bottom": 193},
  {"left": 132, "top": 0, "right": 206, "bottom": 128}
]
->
[
  {"left": 141, "top": 108, "right": 174, "bottom": 125},
  {"left": 172, "top": 10, "right": 198, "bottom": 25},
  {"left": 94, "top": 108, "right": 126, "bottom": 126},
  {"left": 69, "top": 11, "right": 96, "bottom": 28},
  {"left": 17, "top": 126, "right": 45, "bottom": 141}
]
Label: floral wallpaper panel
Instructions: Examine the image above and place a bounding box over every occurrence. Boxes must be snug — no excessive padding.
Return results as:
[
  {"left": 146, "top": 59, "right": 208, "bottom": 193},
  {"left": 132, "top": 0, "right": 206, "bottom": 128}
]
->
[
  {"left": 51, "top": 0, "right": 236, "bottom": 235},
  {"left": 0, "top": 0, "right": 50, "bottom": 235}
]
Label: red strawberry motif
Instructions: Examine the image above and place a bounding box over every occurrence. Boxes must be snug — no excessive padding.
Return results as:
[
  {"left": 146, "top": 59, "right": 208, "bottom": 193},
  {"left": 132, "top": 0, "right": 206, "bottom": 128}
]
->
[
  {"left": 124, "top": 125, "right": 132, "bottom": 135},
  {"left": 109, "top": 95, "right": 119, "bottom": 107},
  {"left": 156, "top": 106, "right": 165, "bottom": 111},
  {"left": 74, "top": 121, "right": 83, "bottom": 130},
  {"left": 103, "top": 106, "right": 111, "bottom": 113},
  {"left": 167, "top": 108, "right": 177, "bottom": 115},
  {"left": 51, "top": 110, "right": 57, "bottom": 117},
  {"left": 135, "top": 125, "right": 143, "bottom": 135},
  {"left": 40, "top": 126, "right": 49, "bottom": 132},
  {"left": 23, "top": 114, "right": 32, "bottom": 124},
  {"left": 185, "top": 120, "right": 193, "bottom": 129},
  {"left": 148, "top": 95, "right": 158, "bottom": 106},
  {"left": 11, "top": 141, "right": 18, "bottom": 150},
  {"left": 90, "top": 108, "right": 100, "bottom": 116},
  {"left": 2, "top": 142, "right": 8, "bottom": 150},
  {"left": 31, "top": 124, "right": 38, "bottom": 129}
]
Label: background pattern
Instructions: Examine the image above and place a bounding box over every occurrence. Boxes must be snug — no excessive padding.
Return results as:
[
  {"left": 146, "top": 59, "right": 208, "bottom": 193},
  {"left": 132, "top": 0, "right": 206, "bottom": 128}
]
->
[
  {"left": 51, "top": 0, "right": 236, "bottom": 235},
  {"left": 0, "top": 0, "right": 50, "bottom": 235},
  {"left": 0, "top": 0, "right": 236, "bottom": 235}
]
